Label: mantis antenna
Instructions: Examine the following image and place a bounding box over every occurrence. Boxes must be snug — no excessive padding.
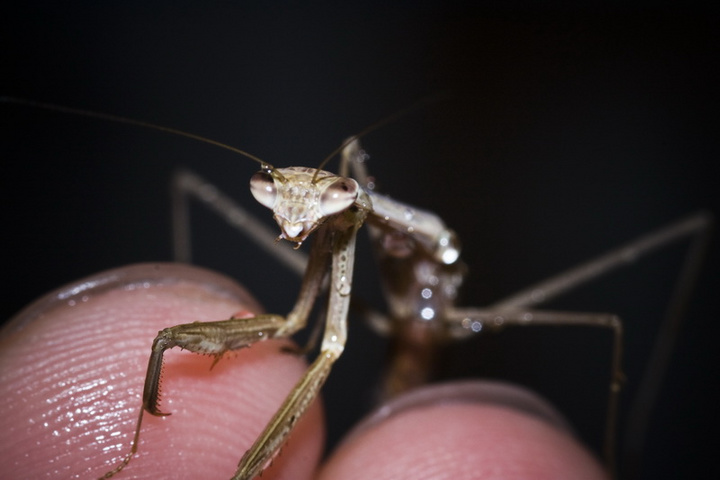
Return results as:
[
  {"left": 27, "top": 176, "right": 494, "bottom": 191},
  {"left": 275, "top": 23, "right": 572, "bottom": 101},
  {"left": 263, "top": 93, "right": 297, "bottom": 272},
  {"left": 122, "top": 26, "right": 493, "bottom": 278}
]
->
[
  {"left": 0, "top": 96, "right": 271, "bottom": 168},
  {"left": 2, "top": 94, "right": 446, "bottom": 184},
  {"left": 311, "top": 92, "right": 450, "bottom": 182}
]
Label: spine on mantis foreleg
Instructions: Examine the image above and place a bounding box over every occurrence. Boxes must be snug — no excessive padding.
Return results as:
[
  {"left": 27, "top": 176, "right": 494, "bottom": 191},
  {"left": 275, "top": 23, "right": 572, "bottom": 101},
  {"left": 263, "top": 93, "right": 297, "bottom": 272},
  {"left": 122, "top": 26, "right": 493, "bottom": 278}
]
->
[{"left": 143, "top": 315, "right": 285, "bottom": 415}]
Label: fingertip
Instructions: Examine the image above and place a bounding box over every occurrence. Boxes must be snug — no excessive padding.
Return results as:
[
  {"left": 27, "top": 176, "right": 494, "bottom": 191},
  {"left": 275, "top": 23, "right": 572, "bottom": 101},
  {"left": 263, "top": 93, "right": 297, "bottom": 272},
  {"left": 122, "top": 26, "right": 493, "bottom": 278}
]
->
[
  {"left": 0, "top": 263, "right": 324, "bottom": 480},
  {"left": 320, "top": 381, "right": 607, "bottom": 480}
]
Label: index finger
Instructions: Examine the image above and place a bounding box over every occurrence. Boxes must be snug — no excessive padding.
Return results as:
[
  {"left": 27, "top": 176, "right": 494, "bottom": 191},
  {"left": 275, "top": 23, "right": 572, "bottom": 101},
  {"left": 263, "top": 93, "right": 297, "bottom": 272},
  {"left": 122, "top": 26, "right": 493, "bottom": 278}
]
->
[{"left": 0, "top": 263, "right": 324, "bottom": 480}]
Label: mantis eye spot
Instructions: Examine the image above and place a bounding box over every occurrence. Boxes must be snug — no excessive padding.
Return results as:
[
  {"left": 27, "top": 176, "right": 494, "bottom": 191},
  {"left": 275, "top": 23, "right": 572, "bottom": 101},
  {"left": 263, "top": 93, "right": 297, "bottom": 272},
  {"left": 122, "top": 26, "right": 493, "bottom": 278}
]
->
[
  {"left": 250, "top": 171, "right": 277, "bottom": 209},
  {"left": 319, "top": 178, "right": 359, "bottom": 216}
]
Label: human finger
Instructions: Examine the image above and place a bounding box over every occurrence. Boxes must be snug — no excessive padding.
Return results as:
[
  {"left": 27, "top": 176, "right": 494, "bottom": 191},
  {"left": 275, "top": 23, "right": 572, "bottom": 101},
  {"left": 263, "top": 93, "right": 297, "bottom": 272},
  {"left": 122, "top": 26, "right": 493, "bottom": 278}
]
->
[
  {"left": 319, "top": 381, "right": 608, "bottom": 480},
  {"left": 0, "top": 263, "right": 324, "bottom": 480}
]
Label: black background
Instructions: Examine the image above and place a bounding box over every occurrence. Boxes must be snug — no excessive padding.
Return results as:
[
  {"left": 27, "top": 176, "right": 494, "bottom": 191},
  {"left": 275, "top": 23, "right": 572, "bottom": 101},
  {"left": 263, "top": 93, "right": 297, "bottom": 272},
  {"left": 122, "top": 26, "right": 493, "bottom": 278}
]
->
[{"left": 2, "top": 2, "right": 718, "bottom": 479}]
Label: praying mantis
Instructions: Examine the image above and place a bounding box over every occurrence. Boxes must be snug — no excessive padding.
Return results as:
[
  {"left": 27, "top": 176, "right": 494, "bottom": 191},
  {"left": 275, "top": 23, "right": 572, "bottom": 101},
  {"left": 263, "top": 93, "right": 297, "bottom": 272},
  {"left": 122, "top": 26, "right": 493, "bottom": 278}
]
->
[
  {"left": 164, "top": 139, "right": 711, "bottom": 480},
  {"left": 1, "top": 98, "right": 712, "bottom": 480}
]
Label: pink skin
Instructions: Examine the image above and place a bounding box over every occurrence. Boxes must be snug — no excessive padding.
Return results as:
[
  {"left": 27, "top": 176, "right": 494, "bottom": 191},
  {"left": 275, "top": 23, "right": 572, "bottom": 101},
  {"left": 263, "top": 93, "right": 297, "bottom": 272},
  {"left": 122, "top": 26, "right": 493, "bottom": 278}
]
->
[
  {"left": 319, "top": 403, "right": 607, "bottom": 480},
  {"left": 0, "top": 264, "right": 608, "bottom": 480}
]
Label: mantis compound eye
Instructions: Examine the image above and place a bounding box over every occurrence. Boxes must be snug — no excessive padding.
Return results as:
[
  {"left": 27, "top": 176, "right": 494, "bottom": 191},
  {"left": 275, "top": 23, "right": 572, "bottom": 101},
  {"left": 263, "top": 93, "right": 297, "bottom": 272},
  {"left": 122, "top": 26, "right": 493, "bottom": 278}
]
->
[
  {"left": 319, "top": 177, "right": 359, "bottom": 216},
  {"left": 250, "top": 171, "right": 277, "bottom": 209}
]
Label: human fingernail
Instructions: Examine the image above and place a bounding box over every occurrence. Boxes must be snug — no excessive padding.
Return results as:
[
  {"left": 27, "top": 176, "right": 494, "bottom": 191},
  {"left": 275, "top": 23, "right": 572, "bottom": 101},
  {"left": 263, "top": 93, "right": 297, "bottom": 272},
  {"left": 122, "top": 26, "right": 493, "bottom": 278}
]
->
[
  {"left": 3, "top": 262, "right": 261, "bottom": 336},
  {"left": 343, "top": 380, "right": 573, "bottom": 445}
]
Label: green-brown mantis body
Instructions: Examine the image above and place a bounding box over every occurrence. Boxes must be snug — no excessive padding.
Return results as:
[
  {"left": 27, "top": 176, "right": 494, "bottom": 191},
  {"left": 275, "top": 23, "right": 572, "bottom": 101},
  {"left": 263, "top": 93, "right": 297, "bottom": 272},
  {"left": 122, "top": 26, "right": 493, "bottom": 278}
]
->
[{"left": 1, "top": 97, "right": 711, "bottom": 480}]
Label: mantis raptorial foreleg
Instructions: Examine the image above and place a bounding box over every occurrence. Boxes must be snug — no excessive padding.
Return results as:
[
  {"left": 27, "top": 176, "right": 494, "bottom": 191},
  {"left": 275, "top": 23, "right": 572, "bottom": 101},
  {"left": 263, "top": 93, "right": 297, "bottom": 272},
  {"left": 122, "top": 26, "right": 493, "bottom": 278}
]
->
[
  {"left": 235, "top": 207, "right": 364, "bottom": 479},
  {"left": 96, "top": 312, "right": 290, "bottom": 480},
  {"left": 103, "top": 163, "right": 371, "bottom": 480}
]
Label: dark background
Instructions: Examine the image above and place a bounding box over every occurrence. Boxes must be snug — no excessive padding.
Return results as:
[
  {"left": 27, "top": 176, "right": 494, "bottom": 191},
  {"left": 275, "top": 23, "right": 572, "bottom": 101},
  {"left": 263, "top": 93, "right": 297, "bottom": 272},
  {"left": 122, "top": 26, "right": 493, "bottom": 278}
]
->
[{"left": 2, "top": 2, "right": 718, "bottom": 479}]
